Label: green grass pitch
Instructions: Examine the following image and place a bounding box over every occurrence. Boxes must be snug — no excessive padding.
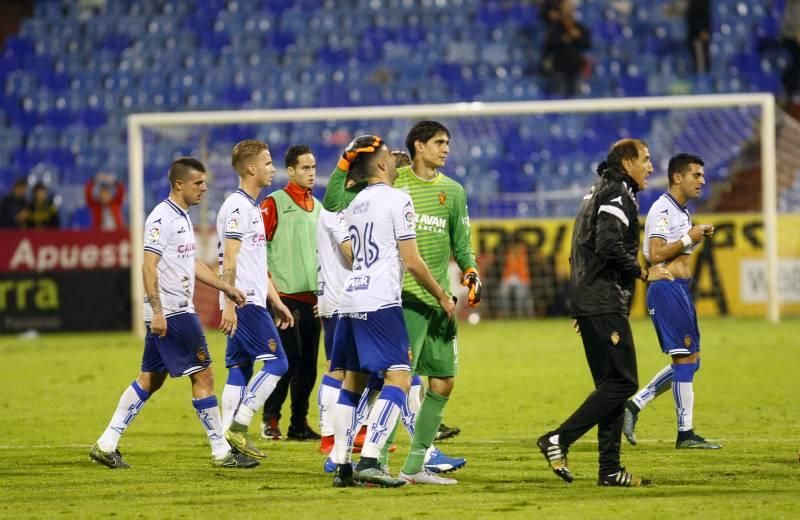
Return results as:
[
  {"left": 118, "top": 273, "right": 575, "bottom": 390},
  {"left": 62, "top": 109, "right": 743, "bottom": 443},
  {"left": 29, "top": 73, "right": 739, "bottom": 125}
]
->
[{"left": 1, "top": 318, "right": 798, "bottom": 518}]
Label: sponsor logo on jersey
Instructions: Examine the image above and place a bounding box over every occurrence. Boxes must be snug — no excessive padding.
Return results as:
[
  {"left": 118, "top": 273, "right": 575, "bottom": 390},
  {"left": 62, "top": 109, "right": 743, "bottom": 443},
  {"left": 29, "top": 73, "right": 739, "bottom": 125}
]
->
[
  {"left": 317, "top": 281, "right": 325, "bottom": 296},
  {"left": 415, "top": 213, "right": 447, "bottom": 233},
  {"left": 226, "top": 217, "right": 240, "bottom": 232},
  {"left": 345, "top": 275, "right": 371, "bottom": 292}
]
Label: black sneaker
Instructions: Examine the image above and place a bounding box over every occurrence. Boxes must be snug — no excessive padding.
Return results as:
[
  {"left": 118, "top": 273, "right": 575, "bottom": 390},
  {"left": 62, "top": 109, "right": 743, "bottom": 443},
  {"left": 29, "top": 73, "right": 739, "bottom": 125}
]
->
[
  {"left": 598, "top": 467, "right": 652, "bottom": 487},
  {"left": 353, "top": 457, "right": 406, "bottom": 488},
  {"left": 622, "top": 401, "right": 640, "bottom": 446},
  {"left": 435, "top": 423, "right": 461, "bottom": 441},
  {"left": 212, "top": 449, "right": 260, "bottom": 468},
  {"left": 261, "top": 417, "right": 282, "bottom": 440},
  {"left": 287, "top": 422, "right": 322, "bottom": 441},
  {"left": 676, "top": 431, "right": 721, "bottom": 449},
  {"left": 333, "top": 463, "right": 357, "bottom": 488},
  {"left": 89, "top": 443, "right": 130, "bottom": 469},
  {"left": 536, "top": 433, "right": 573, "bottom": 483}
]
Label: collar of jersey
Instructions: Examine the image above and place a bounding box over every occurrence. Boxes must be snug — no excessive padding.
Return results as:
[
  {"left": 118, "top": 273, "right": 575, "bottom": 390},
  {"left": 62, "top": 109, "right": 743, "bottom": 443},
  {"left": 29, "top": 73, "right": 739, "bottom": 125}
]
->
[
  {"left": 164, "top": 198, "right": 187, "bottom": 216},
  {"left": 664, "top": 192, "right": 689, "bottom": 213},
  {"left": 408, "top": 167, "right": 441, "bottom": 183},
  {"left": 364, "top": 182, "right": 389, "bottom": 189},
  {"left": 236, "top": 188, "right": 258, "bottom": 207}
]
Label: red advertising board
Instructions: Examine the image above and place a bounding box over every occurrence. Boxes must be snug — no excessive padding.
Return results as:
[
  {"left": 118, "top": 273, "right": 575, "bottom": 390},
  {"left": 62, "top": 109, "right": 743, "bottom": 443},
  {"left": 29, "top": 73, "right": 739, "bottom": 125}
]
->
[{"left": 0, "top": 230, "right": 130, "bottom": 272}]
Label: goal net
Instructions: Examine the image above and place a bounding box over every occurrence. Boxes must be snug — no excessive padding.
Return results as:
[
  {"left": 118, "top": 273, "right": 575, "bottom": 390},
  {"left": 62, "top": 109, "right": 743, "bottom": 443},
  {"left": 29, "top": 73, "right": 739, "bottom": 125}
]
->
[{"left": 128, "top": 94, "right": 799, "bottom": 335}]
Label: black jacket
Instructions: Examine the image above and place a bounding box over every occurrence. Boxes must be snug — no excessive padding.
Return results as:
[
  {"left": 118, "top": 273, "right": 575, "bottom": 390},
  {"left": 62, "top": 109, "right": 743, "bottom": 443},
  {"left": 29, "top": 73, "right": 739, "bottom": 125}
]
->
[{"left": 569, "top": 165, "right": 645, "bottom": 317}]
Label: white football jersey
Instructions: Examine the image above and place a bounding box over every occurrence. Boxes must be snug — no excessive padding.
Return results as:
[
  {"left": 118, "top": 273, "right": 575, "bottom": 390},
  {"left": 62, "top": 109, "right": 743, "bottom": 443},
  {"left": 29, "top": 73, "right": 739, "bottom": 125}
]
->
[
  {"left": 339, "top": 183, "right": 417, "bottom": 313},
  {"left": 142, "top": 198, "right": 197, "bottom": 320},
  {"left": 216, "top": 189, "right": 268, "bottom": 308},
  {"left": 316, "top": 208, "right": 351, "bottom": 318},
  {"left": 644, "top": 192, "right": 698, "bottom": 263}
]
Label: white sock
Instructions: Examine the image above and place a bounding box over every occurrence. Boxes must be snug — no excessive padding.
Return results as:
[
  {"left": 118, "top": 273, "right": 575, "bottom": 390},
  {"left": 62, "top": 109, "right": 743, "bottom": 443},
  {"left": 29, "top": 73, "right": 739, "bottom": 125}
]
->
[
  {"left": 221, "top": 384, "right": 245, "bottom": 431},
  {"left": 632, "top": 364, "right": 673, "bottom": 410},
  {"left": 354, "top": 387, "right": 379, "bottom": 431},
  {"left": 97, "top": 382, "right": 149, "bottom": 452},
  {"left": 361, "top": 386, "right": 405, "bottom": 459},
  {"left": 234, "top": 368, "right": 282, "bottom": 428},
  {"left": 318, "top": 375, "right": 342, "bottom": 437},
  {"left": 192, "top": 395, "right": 231, "bottom": 459},
  {"left": 399, "top": 379, "right": 423, "bottom": 438},
  {"left": 674, "top": 381, "right": 695, "bottom": 432},
  {"left": 331, "top": 390, "right": 360, "bottom": 464}
]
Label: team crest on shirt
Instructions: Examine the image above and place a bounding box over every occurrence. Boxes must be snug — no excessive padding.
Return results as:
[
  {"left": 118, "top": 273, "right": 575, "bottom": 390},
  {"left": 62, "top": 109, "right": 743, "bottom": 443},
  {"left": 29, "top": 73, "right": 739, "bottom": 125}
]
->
[
  {"left": 610, "top": 331, "right": 620, "bottom": 345},
  {"left": 196, "top": 349, "right": 208, "bottom": 362},
  {"left": 438, "top": 191, "right": 447, "bottom": 205},
  {"left": 226, "top": 216, "right": 240, "bottom": 232},
  {"left": 146, "top": 226, "right": 160, "bottom": 244},
  {"left": 268, "top": 339, "right": 277, "bottom": 352},
  {"left": 684, "top": 335, "right": 692, "bottom": 348}
]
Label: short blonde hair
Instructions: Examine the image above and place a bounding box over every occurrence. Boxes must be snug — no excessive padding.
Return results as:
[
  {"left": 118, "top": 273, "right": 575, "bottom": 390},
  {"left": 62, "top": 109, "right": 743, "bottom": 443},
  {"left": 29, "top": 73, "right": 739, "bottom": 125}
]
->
[{"left": 231, "top": 139, "right": 268, "bottom": 172}]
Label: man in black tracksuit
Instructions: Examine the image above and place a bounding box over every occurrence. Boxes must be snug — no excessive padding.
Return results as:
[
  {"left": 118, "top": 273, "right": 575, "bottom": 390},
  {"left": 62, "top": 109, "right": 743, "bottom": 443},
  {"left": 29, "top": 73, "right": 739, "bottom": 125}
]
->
[{"left": 537, "top": 138, "right": 672, "bottom": 487}]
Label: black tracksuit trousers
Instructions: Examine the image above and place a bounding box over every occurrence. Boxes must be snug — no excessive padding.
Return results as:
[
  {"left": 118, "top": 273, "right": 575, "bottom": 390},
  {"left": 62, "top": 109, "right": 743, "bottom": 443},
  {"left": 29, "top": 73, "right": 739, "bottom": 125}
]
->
[{"left": 555, "top": 314, "right": 639, "bottom": 474}]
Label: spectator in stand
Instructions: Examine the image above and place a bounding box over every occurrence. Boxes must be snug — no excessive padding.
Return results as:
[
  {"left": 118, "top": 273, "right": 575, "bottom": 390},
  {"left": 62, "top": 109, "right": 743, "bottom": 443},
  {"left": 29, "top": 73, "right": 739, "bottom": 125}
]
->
[
  {"left": 25, "top": 182, "right": 60, "bottom": 229},
  {"left": 0, "top": 177, "right": 29, "bottom": 228},
  {"left": 781, "top": 0, "right": 800, "bottom": 101},
  {"left": 498, "top": 242, "right": 534, "bottom": 318},
  {"left": 86, "top": 172, "right": 126, "bottom": 230},
  {"left": 687, "top": 0, "right": 711, "bottom": 74},
  {"left": 540, "top": 0, "right": 591, "bottom": 98}
]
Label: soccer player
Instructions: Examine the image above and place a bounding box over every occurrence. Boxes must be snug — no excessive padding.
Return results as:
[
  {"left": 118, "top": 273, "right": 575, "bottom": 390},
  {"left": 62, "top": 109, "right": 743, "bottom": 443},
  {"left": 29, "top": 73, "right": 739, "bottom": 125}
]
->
[
  {"left": 90, "top": 157, "right": 258, "bottom": 469},
  {"left": 328, "top": 136, "right": 456, "bottom": 488},
  {"left": 316, "top": 183, "right": 355, "bottom": 455},
  {"left": 622, "top": 153, "right": 721, "bottom": 449},
  {"left": 259, "top": 144, "right": 323, "bottom": 442},
  {"left": 324, "top": 122, "right": 479, "bottom": 480},
  {"left": 536, "top": 139, "right": 672, "bottom": 487},
  {"left": 218, "top": 140, "right": 294, "bottom": 460}
]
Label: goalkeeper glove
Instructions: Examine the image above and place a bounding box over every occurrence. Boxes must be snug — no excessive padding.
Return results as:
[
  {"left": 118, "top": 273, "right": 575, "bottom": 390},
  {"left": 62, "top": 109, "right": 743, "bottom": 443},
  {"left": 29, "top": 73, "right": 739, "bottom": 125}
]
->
[
  {"left": 337, "top": 135, "right": 384, "bottom": 171},
  {"left": 461, "top": 267, "right": 482, "bottom": 307}
]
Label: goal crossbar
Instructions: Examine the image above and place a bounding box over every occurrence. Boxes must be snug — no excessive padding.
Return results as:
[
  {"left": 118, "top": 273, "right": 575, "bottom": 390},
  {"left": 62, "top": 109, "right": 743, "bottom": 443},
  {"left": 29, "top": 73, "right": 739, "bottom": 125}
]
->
[{"left": 127, "top": 93, "right": 779, "bottom": 335}]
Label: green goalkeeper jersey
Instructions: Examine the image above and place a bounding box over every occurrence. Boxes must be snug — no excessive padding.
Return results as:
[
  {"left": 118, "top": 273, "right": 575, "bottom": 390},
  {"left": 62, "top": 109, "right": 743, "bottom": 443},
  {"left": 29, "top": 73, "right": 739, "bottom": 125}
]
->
[{"left": 322, "top": 165, "right": 477, "bottom": 309}]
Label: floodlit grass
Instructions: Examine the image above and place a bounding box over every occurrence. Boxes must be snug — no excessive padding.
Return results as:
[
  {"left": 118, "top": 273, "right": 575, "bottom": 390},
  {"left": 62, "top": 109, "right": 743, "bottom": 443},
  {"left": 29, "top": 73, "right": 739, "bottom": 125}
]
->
[{"left": 1, "top": 318, "right": 798, "bottom": 518}]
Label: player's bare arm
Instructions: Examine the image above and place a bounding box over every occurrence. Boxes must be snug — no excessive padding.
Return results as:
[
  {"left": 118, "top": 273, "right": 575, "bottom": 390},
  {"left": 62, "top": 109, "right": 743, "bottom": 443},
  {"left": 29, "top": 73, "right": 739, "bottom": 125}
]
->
[
  {"left": 266, "top": 275, "right": 295, "bottom": 329},
  {"left": 220, "top": 237, "right": 241, "bottom": 336},
  {"left": 195, "top": 259, "right": 246, "bottom": 306},
  {"left": 398, "top": 238, "right": 455, "bottom": 318},
  {"left": 647, "top": 223, "right": 710, "bottom": 279},
  {"left": 142, "top": 251, "right": 167, "bottom": 337}
]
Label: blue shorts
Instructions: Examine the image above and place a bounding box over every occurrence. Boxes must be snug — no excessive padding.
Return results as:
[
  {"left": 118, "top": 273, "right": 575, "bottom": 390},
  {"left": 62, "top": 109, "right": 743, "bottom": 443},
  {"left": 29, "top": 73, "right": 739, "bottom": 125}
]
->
[
  {"left": 646, "top": 278, "right": 700, "bottom": 355},
  {"left": 322, "top": 314, "right": 341, "bottom": 361},
  {"left": 330, "top": 306, "right": 411, "bottom": 374},
  {"left": 142, "top": 313, "right": 210, "bottom": 378},
  {"left": 225, "top": 304, "right": 286, "bottom": 367}
]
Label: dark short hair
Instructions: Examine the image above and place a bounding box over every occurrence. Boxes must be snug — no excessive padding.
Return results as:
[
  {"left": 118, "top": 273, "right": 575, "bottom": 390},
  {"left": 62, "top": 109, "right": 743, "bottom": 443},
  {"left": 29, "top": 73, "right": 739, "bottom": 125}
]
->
[
  {"left": 168, "top": 157, "right": 206, "bottom": 188},
  {"left": 348, "top": 143, "right": 388, "bottom": 183},
  {"left": 606, "top": 138, "right": 647, "bottom": 172},
  {"left": 405, "top": 120, "right": 451, "bottom": 159},
  {"left": 667, "top": 153, "right": 704, "bottom": 186},
  {"left": 32, "top": 182, "right": 47, "bottom": 193},
  {"left": 13, "top": 177, "right": 27, "bottom": 189},
  {"left": 285, "top": 144, "right": 313, "bottom": 169}
]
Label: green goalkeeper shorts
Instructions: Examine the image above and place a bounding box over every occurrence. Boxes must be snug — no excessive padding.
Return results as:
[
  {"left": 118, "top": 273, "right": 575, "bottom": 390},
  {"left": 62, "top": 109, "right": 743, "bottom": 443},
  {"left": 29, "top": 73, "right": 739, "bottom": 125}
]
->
[{"left": 403, "top": 302, "right": 458, "bottom": 378}]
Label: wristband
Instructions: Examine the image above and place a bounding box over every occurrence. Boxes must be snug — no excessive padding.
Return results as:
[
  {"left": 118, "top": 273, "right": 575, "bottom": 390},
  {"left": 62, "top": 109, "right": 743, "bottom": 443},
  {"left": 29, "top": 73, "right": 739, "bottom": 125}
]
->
[{"left": 680, "top": 234, "right": 692, "bottom": 248}]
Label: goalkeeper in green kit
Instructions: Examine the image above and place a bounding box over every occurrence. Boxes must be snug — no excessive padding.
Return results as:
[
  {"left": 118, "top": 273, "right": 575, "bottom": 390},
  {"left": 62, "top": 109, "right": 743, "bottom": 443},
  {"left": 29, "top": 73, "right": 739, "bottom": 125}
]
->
[{"left": 323, "top": 121, "right": 482, "bottom": 484}]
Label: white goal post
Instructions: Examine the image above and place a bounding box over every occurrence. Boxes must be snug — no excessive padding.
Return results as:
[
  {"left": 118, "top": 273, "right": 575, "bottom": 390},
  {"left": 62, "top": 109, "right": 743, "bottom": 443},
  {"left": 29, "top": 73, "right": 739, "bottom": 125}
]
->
[{"left": 127, "top": 93, "right": 779, "bottom": 335}]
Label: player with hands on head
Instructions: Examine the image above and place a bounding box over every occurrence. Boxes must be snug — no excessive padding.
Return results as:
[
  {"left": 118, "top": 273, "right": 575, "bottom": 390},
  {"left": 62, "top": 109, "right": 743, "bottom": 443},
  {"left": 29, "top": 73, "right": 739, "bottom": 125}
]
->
[
  {"left": 328, "top": 137, "right": 456, "bottom": 488},
  {"left": 90, "top": 157, "right": 258, "bottom": 470},
  {"left": 623, "top": 153, "right": 721, "bottom": 450}
]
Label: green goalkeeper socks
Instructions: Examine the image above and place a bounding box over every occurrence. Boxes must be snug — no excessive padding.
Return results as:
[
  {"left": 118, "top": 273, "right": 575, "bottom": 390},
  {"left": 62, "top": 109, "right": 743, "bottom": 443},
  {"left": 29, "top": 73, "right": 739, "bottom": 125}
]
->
[{"left": 401, "top": 390, "right": 448, "bottom": 475}]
